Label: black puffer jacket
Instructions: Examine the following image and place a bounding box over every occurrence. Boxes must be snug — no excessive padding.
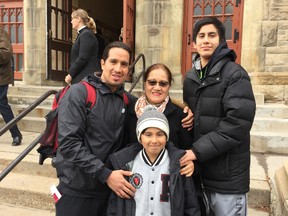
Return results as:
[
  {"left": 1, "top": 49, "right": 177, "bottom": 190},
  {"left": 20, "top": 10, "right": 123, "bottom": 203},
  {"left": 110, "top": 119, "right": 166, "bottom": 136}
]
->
[
  {"left": 183, "top": 42, "right": 256, "bottom": 194},
  {"left": 54, "top": 74, "right": 137, "bottom": 198},
  {"left": 107, "top": 142, "right": 201, "bottom": 216}
]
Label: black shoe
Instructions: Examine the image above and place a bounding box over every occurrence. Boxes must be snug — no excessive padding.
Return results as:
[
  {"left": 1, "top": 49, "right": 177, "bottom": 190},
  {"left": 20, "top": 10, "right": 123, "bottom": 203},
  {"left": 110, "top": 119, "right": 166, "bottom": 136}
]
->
[{"left": 12, "top": 136, "right": 22, "bottom": 146}]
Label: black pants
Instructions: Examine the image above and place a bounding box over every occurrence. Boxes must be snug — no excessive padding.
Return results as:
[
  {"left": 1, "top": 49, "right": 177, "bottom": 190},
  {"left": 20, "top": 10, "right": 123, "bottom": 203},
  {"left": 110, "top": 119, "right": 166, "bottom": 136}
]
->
[
  {"left": 0, "top": 84, "right": 21, "bottom": 138},
  {"left": 56, "top": 193, "right": 108, "bottom": 216}
]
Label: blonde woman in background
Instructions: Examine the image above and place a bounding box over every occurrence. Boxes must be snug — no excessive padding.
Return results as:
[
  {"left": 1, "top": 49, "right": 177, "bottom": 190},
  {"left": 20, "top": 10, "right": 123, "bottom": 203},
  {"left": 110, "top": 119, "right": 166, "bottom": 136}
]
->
[{"left": 65, "top": 8, "right": 100, "bottom": 84}]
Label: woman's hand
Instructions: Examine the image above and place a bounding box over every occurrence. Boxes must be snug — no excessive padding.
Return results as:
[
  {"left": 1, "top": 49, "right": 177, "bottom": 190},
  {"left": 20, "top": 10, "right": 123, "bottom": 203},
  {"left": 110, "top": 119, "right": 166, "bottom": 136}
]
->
[
  {"left": 65, "top": 74, "right": 72, "bottom": 84},
  {"left": 182, "top": 106, "right": 194, "bottom": 130}
]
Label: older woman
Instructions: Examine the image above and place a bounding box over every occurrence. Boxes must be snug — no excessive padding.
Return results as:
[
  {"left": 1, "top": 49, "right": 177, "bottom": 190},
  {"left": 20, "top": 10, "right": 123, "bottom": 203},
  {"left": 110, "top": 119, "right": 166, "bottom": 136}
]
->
[
  {"left": 123, "top": 63, "right": 194, "bottom": 176},
  {"left": 65, "top": 9, "right": 100, "bottom": 84}
]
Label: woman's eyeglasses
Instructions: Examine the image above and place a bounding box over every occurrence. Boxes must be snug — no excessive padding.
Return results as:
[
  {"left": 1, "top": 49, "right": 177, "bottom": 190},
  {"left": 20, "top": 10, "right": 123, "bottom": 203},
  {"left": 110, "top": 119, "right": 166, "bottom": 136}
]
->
[{"left": 146, "top": 80, "right": 169, "bottom": 87}]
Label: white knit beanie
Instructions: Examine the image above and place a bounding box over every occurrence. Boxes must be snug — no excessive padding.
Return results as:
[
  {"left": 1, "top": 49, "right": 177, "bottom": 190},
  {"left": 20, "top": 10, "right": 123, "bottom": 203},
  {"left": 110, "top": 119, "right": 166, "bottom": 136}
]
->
[{"left": 136, "top": 105, "right": 169, "bottom": 142}]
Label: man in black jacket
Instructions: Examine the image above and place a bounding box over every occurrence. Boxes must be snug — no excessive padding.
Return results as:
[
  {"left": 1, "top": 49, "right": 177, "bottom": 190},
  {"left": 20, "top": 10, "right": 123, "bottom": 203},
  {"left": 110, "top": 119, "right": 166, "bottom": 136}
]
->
[
  {"left": 182, "top": 17, "right": 256, "bottom": 215},
  {"left": 54, "top": 41, "right": 136, "bottom": 216}
]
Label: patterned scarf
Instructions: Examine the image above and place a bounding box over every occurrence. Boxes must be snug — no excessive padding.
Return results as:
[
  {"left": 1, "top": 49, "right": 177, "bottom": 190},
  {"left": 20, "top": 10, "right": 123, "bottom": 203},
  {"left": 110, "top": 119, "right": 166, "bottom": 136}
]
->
[{"left": 135, "top": 95, "right": 169, "bottom": 118}]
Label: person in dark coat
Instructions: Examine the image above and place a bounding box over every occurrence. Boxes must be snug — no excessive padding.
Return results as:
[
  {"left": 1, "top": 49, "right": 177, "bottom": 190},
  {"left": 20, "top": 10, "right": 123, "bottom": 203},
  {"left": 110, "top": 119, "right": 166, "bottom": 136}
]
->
[
  {"left": 54, "top": 41, "right": 137, "bottom": 216},
  {"left": 182, "top": 17, "right": 256, "bottom": 216},
  {"left": 0, "top": 27, "right": 22, "bottom": 146},
  {"left": 107, "top": 107, "right": 200, "bottom": 216},
  {"left": 122, "top": 63, "right": 195, "bottom": 176},
  {"left": 65, "top": 8, "right": 100, "bottom": 84}
]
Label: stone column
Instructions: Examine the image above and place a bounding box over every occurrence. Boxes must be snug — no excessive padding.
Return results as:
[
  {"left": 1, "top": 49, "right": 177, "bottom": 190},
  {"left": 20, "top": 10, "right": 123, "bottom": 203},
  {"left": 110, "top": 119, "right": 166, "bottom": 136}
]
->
[
  {"left": 23, "top": 0, "right": 47, "bottom": 85},
  {"left": 135, "top": 0, "right": 184, "bottom": 89}
]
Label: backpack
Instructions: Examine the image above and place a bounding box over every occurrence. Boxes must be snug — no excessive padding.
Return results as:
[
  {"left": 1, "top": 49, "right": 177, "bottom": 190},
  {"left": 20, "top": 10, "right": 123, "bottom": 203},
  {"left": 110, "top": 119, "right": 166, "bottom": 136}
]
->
[
  {"left": 37, "top": 81, "right": 129, "bottom": 165},
  {"left": 37, "top": 81, "right": 96, "bottom": 165}
]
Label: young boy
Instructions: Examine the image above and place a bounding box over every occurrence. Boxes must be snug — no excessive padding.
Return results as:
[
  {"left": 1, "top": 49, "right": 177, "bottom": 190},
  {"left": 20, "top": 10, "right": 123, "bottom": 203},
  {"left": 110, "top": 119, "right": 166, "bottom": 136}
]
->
[{"left": 107, "top": 106, "right": 200, "bottom": 216}]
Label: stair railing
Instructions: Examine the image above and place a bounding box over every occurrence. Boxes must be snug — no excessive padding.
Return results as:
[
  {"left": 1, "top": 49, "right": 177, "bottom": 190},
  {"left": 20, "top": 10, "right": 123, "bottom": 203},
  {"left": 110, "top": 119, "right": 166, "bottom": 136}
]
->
[
  {"left": 0, "top": 90, "right": 57, "bottom": 181},
  {"left": 0, "top": 53, "right": 146, "bottom": 182},
  {"left": 128, "top": 53, "right": 146, "bottom": 93}
]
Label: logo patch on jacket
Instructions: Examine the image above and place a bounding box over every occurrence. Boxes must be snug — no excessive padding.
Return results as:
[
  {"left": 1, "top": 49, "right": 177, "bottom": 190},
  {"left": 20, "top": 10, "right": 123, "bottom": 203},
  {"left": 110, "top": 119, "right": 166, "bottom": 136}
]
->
[{"left": 129, "top": 173, "right": 143, "bottom": 189}]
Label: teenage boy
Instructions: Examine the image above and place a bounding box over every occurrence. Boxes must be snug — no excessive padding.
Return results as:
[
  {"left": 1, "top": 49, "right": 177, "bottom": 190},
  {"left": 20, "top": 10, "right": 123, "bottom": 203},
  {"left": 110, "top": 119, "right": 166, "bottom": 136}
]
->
[
  {"left": 182, "top": 17, "right": 256, "bottom": 216},
  {"left": 107, "top": 106, "right": 200, "bottom": 216}
]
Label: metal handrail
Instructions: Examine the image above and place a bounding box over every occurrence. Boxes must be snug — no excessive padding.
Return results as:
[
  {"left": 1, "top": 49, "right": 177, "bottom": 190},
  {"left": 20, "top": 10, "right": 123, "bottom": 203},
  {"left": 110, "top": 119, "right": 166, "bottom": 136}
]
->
[
  {"left": 128, "top": 53, "right": 146, "bottom": 93},
  {"left": 0, "top": 132, "right": 44, "bottom": 181},
  {"left": 0, "top": 89, "right": 57, "bottom": 181},
  {"left": 0, "top": 89, "right": 57, "bottom": 137},
  {"left": 0, "top": 53, "right": 146, "bottom": 182}
]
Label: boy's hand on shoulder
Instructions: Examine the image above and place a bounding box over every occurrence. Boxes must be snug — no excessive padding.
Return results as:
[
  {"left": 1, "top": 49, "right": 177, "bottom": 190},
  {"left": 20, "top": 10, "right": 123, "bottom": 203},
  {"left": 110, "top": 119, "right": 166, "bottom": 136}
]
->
[{"left": 106, "top": 170, "right": 136, "bottom": 199}]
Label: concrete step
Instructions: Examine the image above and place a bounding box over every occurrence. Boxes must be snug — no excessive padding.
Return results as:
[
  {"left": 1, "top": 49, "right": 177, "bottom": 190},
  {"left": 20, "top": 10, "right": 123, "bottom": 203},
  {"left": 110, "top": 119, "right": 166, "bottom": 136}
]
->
[
  {"left": 251, "top": 131, "right": 288, "bottom": 154},
  {"left": 12, "top": 105, "right": 51, "bottom": 118},
  {"left": 8, "top": 95, "right": 54, "bottom": 107},
  {"left": 0, "top": 116, "right": 46, "bottom": 133},
  {"left": 252, "top": 117, "right": 288, "bottom": 133},
  {"left": 256, "top": 103, "right": 288, "bottom": 118},
  {"left": 0, "top": 172, "right": 57, "bottom": 211},
  {"left": 274, "top": 162, "right": 288, "bottom": 216},
  {"left": 0, "top": 131, "right": 58, "bottom": 211},
  {"left": 8, "top": 85, "right": 62, "bottom": 97}
]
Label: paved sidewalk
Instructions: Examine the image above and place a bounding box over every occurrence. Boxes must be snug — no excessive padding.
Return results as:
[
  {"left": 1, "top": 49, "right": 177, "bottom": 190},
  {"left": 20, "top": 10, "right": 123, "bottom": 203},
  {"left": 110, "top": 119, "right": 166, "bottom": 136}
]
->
[{"left": 0, "top": 203, "right": 54, "bottom": 216}]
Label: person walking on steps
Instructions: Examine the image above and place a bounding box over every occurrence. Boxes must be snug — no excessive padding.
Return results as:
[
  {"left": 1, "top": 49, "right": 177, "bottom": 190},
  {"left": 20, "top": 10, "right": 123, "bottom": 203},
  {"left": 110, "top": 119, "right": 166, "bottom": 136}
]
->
[
  {"left": 65, "top": 8, "right": 100, "bottom": 85},
  {"left": 0, "top": 27, "right": 22, "bottom": 146}
]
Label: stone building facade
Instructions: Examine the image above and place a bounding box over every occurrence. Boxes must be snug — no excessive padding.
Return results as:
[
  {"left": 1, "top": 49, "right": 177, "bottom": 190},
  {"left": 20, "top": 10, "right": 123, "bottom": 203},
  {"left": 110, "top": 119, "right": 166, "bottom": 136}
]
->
[{"left": 21, "top": 0, "right": 288, "bottom": 103}]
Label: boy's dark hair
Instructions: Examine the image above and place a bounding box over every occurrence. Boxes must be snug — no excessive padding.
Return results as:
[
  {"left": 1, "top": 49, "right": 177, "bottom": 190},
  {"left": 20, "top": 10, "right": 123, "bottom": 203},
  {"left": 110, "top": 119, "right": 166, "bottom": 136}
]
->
[
  {"left": 102, "top": 41, "right": 132, "bottom": 63},
  {"left": 192, "top": 17, "right": 226, "bottom": 43}
]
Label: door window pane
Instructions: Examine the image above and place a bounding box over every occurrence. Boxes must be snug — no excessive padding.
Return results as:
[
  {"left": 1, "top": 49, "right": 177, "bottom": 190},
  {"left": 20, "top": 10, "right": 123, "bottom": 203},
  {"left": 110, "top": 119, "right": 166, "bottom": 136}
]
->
[
  {"left": 204, "top": 4, "right": 212, "bottom": 15},
  {"left": 18, "top": 54, "right": 23, "bottom": 71},
  {"left": 17, "top": 9, "right": 23, "bottom": 22},
  {"left": 224, "top": 17, "right": 232, "bottom": 39},
  {"left": 194, "top": 5, "right": 202, "bottom": 16},
  {"left": 10, "top": 9, "right": 16, "bottom": 22},
  {"left": 3, "top": 9, "right": 8, "bottom": 22},
  {"left": 10, "top": 25, "right": 16, "bottom": 43},
  {"left": 18, "top": 25, "right": 23, "bottom": 43},
  {"left": 225, "top": 3, "right": 233, "bottom": 14},
  {"left": 215, "top": 3, "right": 223, "bottom": 14}
]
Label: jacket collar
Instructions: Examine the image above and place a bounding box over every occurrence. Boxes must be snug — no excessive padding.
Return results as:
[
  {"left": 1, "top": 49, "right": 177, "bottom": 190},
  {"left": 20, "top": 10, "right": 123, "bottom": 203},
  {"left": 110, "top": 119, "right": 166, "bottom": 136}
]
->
[{"left": 84, "top": 73, "right": 125, "bottom": 97}]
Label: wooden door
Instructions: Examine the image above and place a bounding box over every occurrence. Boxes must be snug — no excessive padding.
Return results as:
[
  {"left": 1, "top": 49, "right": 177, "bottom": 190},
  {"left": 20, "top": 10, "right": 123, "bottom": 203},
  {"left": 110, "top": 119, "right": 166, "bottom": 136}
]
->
[
  {"left": 47, "top": 0, "right": 72, "bottom": 81},
  {"left": 181, "top": 0, "right": 244, "bottom": 75},
  {"left": 0, "top": 0, "right": 24, "bottom": 80},
  {"left": 123, "top": 0, "right": 135, "bottom": 54},
  {"left": 123, "top": 0, "right": 135, "bottom": 81}
]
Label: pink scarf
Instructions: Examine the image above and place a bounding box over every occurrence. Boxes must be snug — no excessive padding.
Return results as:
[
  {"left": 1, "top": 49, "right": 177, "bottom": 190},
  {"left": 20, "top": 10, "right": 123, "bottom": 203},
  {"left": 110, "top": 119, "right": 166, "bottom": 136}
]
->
[{"left": 135, "top": 95, "right": 169, "bottom": 118}]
